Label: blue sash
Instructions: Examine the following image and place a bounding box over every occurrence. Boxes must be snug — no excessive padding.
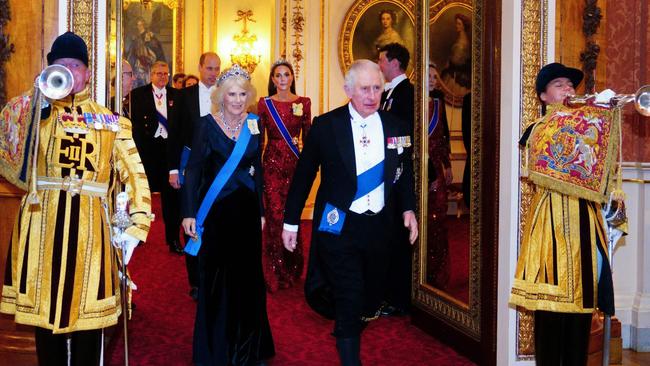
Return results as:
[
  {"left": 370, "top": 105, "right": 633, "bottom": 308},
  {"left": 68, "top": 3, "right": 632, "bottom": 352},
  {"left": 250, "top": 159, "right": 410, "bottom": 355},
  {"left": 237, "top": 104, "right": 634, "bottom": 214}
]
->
[
  {"left": 264, "top": 97, "right": 300, "bottom": 158},
  {"left": 178, "top": 145, "right": 191, "bottom": 185},
  {"left": 353, "top": 160, "right": 384, "bottom": 200},
  {"left": 428, "top": 99, "right": 440, "bottom": 136},
  {"left": 156, "top": 111, "right": 169, "bottom": 130},
  {"left": 184, "top": 117, "right": 253, "bottom": 256}
]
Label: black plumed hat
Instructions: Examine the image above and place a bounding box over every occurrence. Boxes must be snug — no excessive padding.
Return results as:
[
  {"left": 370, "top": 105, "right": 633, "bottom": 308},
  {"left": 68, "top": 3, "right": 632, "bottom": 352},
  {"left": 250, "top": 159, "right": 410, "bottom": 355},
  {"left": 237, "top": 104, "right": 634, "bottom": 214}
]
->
[
  {"left": 46, "top": 31, "right": 89, "bottom": 66},
  {"left": 535, "top": 62, "right": 583, "bottom": 99}
]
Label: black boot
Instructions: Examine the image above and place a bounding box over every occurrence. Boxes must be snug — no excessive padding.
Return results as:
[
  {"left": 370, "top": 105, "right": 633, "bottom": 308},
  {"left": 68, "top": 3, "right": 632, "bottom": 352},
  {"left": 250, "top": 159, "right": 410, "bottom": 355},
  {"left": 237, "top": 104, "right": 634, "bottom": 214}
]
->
[
  {"left": 336, "top": 337, "right": 361, "bottom": 366},
  {"left": 168, "top": 240, "right": 183, "bottom": 255}
]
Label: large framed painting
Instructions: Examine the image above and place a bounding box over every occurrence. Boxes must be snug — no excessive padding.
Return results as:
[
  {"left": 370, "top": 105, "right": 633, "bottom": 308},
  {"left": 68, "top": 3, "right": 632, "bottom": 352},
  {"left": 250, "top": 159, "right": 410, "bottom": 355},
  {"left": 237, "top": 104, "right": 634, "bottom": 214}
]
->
[
  {"left": 339, "top": 0, "right": 416, "bottom": 76},
  {"left": 123, "top": 0, "right": 183, "bottom": 88}
]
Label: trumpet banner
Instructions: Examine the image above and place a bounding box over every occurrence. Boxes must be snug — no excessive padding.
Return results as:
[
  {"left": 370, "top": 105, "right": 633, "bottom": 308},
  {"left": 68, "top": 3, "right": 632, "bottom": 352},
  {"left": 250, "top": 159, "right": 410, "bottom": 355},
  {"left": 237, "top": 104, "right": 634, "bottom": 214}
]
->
[
  {"left": 0, "top": 92, "right": 36, "bottom": 191},
  {"left": 526, "top": 103, "right": 620, "bottom": 203}
]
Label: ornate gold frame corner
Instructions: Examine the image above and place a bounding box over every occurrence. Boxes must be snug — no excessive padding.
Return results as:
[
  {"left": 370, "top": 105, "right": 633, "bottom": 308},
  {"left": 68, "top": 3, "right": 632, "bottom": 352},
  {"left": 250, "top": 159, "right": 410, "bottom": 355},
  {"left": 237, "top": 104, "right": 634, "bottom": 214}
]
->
[
  {"left": 516, "top": 0, "right": 548, "bottom": 360},
  {"left": 338, "top": 0, "right": 416, "bottom": 75}
]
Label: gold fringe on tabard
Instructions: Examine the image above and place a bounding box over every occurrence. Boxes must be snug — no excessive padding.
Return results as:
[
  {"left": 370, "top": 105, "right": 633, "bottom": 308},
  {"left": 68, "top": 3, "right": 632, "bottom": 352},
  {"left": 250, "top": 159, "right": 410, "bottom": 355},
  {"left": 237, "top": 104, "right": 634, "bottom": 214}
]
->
[{"left": 525, "top": 104, "right": 621, "bottom": 203}]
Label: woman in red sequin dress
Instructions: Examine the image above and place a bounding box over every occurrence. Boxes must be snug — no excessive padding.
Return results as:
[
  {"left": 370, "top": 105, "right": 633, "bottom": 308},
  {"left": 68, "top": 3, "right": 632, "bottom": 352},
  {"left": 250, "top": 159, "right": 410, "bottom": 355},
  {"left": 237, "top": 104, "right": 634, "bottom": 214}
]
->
[
  {"left": 427, "top": 63, "right": 453, "bottom": 288},
  {"left": 257, "top": 60, "right": 311, "bottom": 292}
]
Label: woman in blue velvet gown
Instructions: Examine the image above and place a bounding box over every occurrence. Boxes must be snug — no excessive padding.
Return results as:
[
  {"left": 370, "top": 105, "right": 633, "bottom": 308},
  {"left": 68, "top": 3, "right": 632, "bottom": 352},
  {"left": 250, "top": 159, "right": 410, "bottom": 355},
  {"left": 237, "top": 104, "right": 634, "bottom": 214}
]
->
[{"left": 182, "top": 65, "right": 274, "bottom": 366}]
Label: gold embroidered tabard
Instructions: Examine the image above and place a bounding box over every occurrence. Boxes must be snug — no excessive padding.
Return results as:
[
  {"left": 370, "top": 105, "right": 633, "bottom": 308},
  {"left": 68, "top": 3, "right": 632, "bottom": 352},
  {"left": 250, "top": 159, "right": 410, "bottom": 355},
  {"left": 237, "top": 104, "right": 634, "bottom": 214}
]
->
[
  {"left": 526, "top": 103, "right": 620, "bottom": 203},
  {"left": 0, "top": 87, "right": 152, "bottom": 333}
]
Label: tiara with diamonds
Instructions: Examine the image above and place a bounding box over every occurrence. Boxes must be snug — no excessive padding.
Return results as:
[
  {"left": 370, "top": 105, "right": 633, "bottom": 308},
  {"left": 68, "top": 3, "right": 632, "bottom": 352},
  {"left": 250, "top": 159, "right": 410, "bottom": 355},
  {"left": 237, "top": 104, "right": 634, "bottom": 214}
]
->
[
  {"left": 217, "top": 64, "right": 251, "bottom": 86},
  {"left": 272, "top": 58, "right": 291, "bottom": 68}
]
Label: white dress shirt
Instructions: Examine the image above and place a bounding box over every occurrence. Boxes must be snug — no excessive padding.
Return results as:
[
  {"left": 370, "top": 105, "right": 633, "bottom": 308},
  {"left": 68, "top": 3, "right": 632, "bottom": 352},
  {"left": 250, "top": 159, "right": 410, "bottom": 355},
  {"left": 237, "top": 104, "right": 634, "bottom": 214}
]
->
[
  {"left": 283, "top": 103, "right": 385, "bottom": 233},
  {"left": 152, "top": 85, "right": 168, "bottom": 139},
  {"left": 348, "top": 103, "right": 385, "bottom": 214},
  {"left": 198, "top": 81, "right": 215, "bottom": 117},
  {"left": 382, "top": 73, "right": 407, "bottom": 110}
]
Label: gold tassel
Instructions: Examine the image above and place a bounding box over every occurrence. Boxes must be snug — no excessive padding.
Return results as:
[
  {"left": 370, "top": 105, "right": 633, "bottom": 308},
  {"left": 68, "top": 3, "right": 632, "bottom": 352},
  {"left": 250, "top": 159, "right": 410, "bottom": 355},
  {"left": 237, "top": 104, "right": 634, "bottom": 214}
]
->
[
  {"left": 610, "top": 107, "right": 625, "bottom": 202},
  {"left": 27, "top": 85, "right": 42, "bottom": 206}
]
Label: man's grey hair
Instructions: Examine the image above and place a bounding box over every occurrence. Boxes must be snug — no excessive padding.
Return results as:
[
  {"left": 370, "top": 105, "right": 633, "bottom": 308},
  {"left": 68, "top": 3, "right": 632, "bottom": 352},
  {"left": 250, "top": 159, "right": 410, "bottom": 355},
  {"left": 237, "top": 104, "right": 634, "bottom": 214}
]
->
[{"left": 344, "top": 59, "right": 384, "bottom": 89}]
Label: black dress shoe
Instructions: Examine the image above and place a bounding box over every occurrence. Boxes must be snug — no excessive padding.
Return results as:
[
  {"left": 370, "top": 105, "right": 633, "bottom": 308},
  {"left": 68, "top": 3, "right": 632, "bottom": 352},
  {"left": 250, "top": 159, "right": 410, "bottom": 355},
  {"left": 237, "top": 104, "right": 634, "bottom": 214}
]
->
[
  {"left": 189, "top": 287, "right": 198, "bottom": 301},
  {"left": 380, "top": 303, "right": 408, "bottom": 317},
  {"left": 168, "top": 241, "right": 184, "bottom": 255}
]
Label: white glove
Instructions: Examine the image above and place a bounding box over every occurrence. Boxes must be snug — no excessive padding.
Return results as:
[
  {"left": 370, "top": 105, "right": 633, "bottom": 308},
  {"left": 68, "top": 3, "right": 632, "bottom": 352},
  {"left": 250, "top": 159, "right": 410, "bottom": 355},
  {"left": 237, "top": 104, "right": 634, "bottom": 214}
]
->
[
  {"left": 595, "top": 89, "right": 616, "bottom": 104},
  {"left": 113, "top": 230, "right": 140, "bottom": 265},
  {"left": 118, "top": 270, "right": 138, "bottom": 290}
]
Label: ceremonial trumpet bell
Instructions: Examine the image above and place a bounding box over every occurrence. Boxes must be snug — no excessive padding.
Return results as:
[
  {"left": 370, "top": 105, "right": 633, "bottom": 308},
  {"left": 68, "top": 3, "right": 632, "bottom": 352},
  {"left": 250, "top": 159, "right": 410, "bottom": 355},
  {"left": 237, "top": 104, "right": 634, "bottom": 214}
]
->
[
  {"left": 37, "top": 64, "right": 74, "bottom": 100},
  {"left": 569, "top": 85, "right": 650, "bottom": 116}
]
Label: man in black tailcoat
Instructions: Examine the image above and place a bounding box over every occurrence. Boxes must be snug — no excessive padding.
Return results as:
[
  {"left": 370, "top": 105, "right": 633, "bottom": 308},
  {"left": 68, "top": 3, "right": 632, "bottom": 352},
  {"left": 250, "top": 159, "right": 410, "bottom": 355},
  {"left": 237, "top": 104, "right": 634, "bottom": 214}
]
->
[
  {"left": 130, "top": 60, "right": 182, "bottom": 254},
  {"left": 282, "top": 60, "right": 418, "bottom": 366},
  {"left": 168, "top": 52, "right": 221, "bottom": 300},
  {"left": 378, "top": 42, "right": 415, "bottom": 316}
]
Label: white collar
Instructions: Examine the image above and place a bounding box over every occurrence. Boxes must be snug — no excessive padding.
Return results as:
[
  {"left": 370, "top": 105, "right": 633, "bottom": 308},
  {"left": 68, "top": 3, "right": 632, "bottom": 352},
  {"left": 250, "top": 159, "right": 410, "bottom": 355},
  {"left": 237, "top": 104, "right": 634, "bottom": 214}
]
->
[
  {"left": 384, "top": 73, "right": 407, "bottom": 91},
  {"left": 199, "top": 81, "right": 215, "bottom": 91},
  {"left": 152, "top": 85, "right": 166, "bottom": 94},
  {"left": 348, "top": 103, "right": 378, "bottom": 122}
]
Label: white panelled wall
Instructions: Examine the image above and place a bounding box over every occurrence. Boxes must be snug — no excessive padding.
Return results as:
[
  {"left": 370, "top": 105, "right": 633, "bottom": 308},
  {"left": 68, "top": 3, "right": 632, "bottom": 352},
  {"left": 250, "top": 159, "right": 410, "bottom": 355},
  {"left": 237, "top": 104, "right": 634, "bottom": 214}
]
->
[{"left": 617, "top": 164, "right": 650, "bottom": 351}]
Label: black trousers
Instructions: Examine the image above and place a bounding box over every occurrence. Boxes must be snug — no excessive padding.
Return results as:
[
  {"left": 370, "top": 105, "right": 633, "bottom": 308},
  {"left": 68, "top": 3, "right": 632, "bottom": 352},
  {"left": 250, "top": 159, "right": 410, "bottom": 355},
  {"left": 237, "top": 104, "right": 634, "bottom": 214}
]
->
[
  {"left": 385, "top": 224, "right": 412, "bottom": 311},
  {"left": 534, "top": 311, "right": 592, "bottom": 366},
  {"left": 316, "top": 211, "right": 390, "bottom": 338},
  {"left": 160, "top": 184, "right": 182, "bottom": 245},
  {"left": 146, "top": 138, "right": 181, "bottom": 246},
  {"left": 34, "top": 327, "right": 102, "bottom": 366}
]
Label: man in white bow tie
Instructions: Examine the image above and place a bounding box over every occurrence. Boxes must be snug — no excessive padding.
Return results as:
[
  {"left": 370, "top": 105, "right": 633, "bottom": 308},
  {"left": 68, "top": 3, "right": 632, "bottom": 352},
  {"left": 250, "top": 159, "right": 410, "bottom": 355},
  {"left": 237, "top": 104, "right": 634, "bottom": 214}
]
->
[
  {"left": 377, "top": 42, "right": 416, "bottom": 317},
  {"left": 282, "top": 59, "right": 418, "bottom": 366},
  {"left": 130, "top": 61, "right": 183, "bottom": 254}
]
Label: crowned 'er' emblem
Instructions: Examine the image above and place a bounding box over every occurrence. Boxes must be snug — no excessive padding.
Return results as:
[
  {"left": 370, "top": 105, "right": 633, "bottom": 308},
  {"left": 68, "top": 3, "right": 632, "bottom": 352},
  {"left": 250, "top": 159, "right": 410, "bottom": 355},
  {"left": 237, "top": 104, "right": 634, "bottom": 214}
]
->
[
  {"left": 247, "top": 119, "right": 260, "bottom": 134},
  {"left": 292, "top": 102, "right": 303, "bottom": 116},
  {"left": 326, "top": 208, "right": 339, "bottom": 225}
]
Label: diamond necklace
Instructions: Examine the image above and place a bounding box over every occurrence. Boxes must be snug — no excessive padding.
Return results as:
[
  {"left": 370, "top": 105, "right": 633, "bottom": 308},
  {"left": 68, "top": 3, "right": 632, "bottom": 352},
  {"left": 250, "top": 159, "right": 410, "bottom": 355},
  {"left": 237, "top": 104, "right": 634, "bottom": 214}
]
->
[{"left": 219, "top": 111, "right": 244, "bottom": 140}]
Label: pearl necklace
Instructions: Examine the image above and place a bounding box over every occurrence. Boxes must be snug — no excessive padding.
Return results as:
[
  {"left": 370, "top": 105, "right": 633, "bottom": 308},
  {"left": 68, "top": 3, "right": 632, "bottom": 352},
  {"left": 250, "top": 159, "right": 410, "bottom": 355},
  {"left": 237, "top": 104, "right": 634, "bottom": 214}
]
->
[{"left": 219, "top": 111, "right": 244, "bottom": 140}]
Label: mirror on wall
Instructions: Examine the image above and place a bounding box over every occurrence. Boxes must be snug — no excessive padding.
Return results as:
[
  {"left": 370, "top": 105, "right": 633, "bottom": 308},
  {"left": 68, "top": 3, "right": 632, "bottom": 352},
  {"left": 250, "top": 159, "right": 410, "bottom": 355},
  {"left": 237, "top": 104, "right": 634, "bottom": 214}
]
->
[
  {"left": 423, "top": 0, "right": 472, "bottom": 305},
  {"left": 411, "top": 0, "right": 498, "bottom": 364}
]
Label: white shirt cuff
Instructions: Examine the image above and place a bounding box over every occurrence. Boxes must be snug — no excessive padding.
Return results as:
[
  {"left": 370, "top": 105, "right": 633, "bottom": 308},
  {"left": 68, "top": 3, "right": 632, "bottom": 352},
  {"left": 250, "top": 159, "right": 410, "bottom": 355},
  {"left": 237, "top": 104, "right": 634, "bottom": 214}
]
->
[
  {"left": 283, "top": 223, "right": 299, "bottom": 232},
  {"left": 169, "top": 169, "right": 179, "bottom": 174}
]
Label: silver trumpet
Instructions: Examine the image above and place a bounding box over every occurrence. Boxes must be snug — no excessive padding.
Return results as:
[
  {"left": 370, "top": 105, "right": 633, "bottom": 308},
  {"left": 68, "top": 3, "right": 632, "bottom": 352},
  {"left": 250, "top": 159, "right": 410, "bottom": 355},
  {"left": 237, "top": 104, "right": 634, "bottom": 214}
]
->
[
  {"left": 569, "top": 85, "right": 650, "bottom": 116},
  {"left": 26, "top": 65, "right": 75, "bottom": 205},
  {"left": 38, "top": 64, "right": 75, "bottom": 100}
]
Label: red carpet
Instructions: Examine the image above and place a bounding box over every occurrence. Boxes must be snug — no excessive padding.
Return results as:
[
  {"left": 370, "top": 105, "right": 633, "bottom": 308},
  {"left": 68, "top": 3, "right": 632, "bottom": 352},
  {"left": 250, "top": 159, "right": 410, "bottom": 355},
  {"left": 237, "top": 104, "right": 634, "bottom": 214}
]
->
[
  {"left": 444, "top": 215, "right": 470, "bottom": 303},
  {"left": 108, "top": 195, "right": 475, "bottom": 365}
]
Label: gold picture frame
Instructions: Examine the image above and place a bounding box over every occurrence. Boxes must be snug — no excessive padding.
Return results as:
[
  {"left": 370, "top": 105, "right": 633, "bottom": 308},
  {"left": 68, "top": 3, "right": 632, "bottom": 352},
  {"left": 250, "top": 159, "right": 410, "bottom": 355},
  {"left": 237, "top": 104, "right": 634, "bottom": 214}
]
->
[
  {"left": 122, "top": 0, "right": 184, "bottom": 88},
  {"left": 338, "top": 0, "right": 416, "bottom": 76}
]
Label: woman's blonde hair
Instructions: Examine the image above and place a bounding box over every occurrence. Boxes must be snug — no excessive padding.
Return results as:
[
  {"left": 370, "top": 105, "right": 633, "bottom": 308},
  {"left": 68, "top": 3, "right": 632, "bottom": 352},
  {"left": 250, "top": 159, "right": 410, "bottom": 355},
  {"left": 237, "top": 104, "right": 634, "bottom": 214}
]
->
[{"left": 211, "top": 66, "right": 257, "bottom": 114}]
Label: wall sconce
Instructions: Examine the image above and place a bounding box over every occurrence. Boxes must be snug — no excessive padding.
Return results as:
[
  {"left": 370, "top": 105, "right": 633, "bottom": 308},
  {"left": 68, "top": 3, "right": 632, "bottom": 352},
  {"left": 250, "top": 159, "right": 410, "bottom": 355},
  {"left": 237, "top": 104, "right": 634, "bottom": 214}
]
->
[{"left": 230, "top": 10, "right": 261, "bottom": 74}]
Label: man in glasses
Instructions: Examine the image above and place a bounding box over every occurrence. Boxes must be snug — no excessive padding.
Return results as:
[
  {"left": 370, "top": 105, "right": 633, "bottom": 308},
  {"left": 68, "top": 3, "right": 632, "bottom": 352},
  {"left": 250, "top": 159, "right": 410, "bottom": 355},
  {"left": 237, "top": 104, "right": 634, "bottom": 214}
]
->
[
  {"left": 111, "top": 59, "right": 136, "bottom": 118},
  {"left": 130, "top": 61, "right": 184, "bottom": 254}
]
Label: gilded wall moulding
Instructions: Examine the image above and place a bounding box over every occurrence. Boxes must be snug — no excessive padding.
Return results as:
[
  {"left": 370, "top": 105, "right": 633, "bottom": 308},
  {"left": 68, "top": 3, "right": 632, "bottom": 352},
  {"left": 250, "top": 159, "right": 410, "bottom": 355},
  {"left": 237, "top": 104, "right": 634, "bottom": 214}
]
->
[
  {"left": 68, "top": 0, "right": 98, "bottom": 98},
  {"left": 280, "top": 0, "right": 287, "bottom": 60},
  {"left": 517, "top": 0, "right": 548, "bottom": 360},
  {"left": 290, "top": 0, "right": 305, "bottom": 78}
]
